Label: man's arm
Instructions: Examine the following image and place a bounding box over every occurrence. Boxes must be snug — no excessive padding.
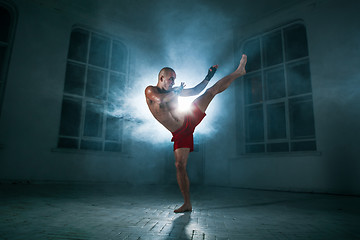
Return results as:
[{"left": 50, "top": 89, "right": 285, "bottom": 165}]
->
[
  {"left": 145, "top": 86, "right": 180, "bottom": 104},
  {"left": 180, "top": 65, "right": 218, "bottom": 97},
  {"left": 180, "top": 80, "right": 209, "bottom": 97}
]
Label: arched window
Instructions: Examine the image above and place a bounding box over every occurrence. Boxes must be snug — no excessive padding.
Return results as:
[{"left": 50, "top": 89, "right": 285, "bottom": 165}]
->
[
  {"left": 58, "top": 27, "right": 128, "bottom": 152},
  {"left": 241, "top": 21, "right": 316, "bottom": 154},
  {"left": 0, "top": 2, "right": 16, "bottom": 117}
]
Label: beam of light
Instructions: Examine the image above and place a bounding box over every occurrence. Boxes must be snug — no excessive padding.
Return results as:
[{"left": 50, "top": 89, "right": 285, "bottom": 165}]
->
[
  {"left": 178, "top": 96, "right": 196, "bottom": 112},
  {"left": 108, "top": 92, "right": 172, "bottom": 144},
  {"left": 105, "top": 29, "right": 233, "bottom": 147},
  {"left": 77, "top": 0, "right": 236, "bottom": 150},
  {"left": 105, "top": 79, "right": 219, "bottom": 147},
  {"left": 102, "top": 0, "right": 235, "bottom": 147},
  {"left": 104, "top": 64, "right": 225, "bottom": 147}
]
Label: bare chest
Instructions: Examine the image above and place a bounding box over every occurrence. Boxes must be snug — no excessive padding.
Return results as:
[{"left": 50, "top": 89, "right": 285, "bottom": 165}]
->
[{"left": 147, "top": 100, "right": 184, "bottom": 130}]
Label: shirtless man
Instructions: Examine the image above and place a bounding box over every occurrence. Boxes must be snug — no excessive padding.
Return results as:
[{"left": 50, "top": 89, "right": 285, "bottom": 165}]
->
[{"left": 145, "top": 54, "right": 247, "bottom": 213}]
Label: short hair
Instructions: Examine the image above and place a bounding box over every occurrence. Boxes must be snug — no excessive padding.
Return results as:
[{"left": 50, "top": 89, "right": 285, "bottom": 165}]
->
[{"left": 158, "top": 67, "right": 175, "bottom": 80}]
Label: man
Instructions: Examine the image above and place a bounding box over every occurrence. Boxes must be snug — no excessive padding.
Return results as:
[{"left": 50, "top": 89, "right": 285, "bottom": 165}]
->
[{"left": 145, "top": 54, "right": 247, "bottom": 213}]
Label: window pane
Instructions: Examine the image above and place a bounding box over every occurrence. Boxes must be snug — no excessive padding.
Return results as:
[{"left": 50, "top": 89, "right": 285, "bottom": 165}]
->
[
  {"left": 267, "top": 142, "right": 289, "bottom": 152},
  {"left": 108, "top": 73, "right": 126, "bottom": 102},
  {"left": 105, "top": 115, "right": 122, "bottom": 141},
  {"left": 58, "top": 137, "right": 78, "bottom": 149},
  {"left": 105, "top": 142, "right": 122, "bottom": 152},
  {"left": 287, "top": 61, "right": 311, "bottom": 96},
  {"left": 267, "top": 103, "right": 286, "bottom": 139},
  {"left": 59, "top": 98, "right": 82, "bottom": 136},
  {"left": 246, "top": 144, "right": 265, "bottom": 153},
  {"left": 80, "top": 140, "right": 102, "bottom": 151},
  {"left": 83, "top": 102, "right": 104, "bottom": 137},
  {"left": 263, "top": 31, "right": 283, "bottom": 67},
  {"left": 241, "top": 23, "right": 314, "bottom": 154},
  {"left": 106, "top": 101, "right": 122, "bottom": 117},
  {"left": 245, "top": 73, "right": 262, "bottom": 104},
  {"left": 291, "top": 141, "right": 316, "bottom": 151},
  {"left": 86, "top": 68, "right": 107, "bottom": 100},
  {"left": 243, "top": 38, "right": 261, "bottom": 72},
  {"left": 289, "top": 96, "right": 315, "bottom": 139},
  {"left": 89, "top": 34, "right": 110, "bottom": 68},
  {"left": 246, "top": 105, "right": 264, "bottom": 142},
  {"left": 60, "top": 28, "right": 127, "bottom": 152},
  {"left": 284, "top": 24, "right": 308, "bottom": 61},
  {"left": 0, "top": 6, "right": 11, "bottom": 42},
  {"left": 64, "top": 62, "right": 85, "bottom": 95},
  {"left": 265, "top": 68, "right": 285, "bottom": 100},
  {"left": 111, "top": 40, "right": 126, "bottom": 72},
  {"left": 68, "top": 29, "right": 89, "bottom": 62}
]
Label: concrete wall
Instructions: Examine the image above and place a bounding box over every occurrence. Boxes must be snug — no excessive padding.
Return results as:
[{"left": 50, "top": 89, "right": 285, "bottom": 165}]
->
[
  {"left": 0, "top": 0, "right": 235, "bottom": 185},
  {"left": 0, "top": 0, "right": 359, "bottom": 195},
  {"left": 0, "top": 0, "right": 168, "bottom": 184},
  {"left": 224, "top": 0, "right": 360, "bottom": 195}
]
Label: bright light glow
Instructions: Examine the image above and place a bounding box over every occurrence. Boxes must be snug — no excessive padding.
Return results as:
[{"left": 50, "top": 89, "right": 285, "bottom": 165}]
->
[
  {"left": 106, "top": 67, "right": 219, "bottom": 146},
  {"left": 178, "top": 96, "right": 196, "bottom": 112}
]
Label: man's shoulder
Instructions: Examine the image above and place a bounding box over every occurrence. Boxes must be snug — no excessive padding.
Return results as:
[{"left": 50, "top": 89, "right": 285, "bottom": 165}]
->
[
  {"left": 146, "top": 85, "right": 162, "bottom": 93},
  {"left": 145, "top": 86, "right": 160, "bottom": 102},
  {"left": 145, "top": 85, "right": 157, "bottom": 94}
]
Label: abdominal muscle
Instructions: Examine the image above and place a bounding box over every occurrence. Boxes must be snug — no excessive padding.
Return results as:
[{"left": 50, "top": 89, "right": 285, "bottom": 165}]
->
[
  {"left": 147, "top": 99, "right": 185, "bottom": 133},
  {"left": 157, "top": 107, "right": 185, "bottom": 133}
]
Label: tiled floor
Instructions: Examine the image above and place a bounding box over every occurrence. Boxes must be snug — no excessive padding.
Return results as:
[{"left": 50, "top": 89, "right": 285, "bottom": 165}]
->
[{"left": 0, "top": 183, "right": 360, "bottom": 240}]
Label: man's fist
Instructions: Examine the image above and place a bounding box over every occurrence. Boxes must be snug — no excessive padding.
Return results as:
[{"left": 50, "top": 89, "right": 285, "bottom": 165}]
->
[{"left": 205, "top": 65, "right": 218, "bottom": 81}]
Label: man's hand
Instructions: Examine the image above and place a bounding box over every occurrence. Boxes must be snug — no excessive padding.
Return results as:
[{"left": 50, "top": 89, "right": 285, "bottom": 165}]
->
[
  {"left": 173, "top": 82, "right": 186, "bottom": 95},
  {"left": 204, "top": 65, "right": 218, "bottom": 81}
]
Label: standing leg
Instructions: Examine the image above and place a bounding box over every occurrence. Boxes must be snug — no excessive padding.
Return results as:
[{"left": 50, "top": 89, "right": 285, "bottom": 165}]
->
[
  {"left": 194, "top": 54, "right": 247, "bottom": 113},
  {"left": 174, "top": 148, "right": 192, "bottom": 213}
]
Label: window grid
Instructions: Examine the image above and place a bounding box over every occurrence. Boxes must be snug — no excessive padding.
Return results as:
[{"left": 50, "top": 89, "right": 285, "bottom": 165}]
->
[
  {"left": 58, "top": 28, "right": 128, "bottom": 152},
  {"left": 242, "top": 22, "right": 316, "bottom": 154},
  {"left": 281, "top": 28, "right": 291, "bottom": 150}
]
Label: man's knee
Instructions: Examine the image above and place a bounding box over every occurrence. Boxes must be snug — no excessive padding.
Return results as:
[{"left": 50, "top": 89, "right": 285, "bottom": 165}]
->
[
  {"left": 174, "top": 148, "right": 189, "bottom": 171},
  {"left": 175, "top": 160, "right": 186, "bottom": 171}
]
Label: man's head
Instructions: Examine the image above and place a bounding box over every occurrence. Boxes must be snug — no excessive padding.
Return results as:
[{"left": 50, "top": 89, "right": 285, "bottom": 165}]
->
[{"left": 158, "top": 67, "right": 176, "bottom": 91}]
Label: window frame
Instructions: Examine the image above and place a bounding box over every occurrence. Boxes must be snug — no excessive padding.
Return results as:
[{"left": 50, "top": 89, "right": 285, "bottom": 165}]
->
[
  {"left": 57, "top": 26, "right": 129, "bottom": 153},
  {"left": 238, "top": 20, "right": 317, "bottom": 155}
]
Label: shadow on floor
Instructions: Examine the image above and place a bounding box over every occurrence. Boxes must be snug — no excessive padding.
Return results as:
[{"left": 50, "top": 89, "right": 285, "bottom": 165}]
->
[{"left": 166, "top": 212, "right": 191, "bottom": 240}]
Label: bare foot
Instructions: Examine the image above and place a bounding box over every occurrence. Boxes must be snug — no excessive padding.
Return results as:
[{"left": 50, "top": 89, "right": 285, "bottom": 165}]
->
[
  {"left": 174, "top": 203, "right": 192, "bottom": 213},
  {"left": 234, "top": 54, "right": 247, "bottom": 76}
]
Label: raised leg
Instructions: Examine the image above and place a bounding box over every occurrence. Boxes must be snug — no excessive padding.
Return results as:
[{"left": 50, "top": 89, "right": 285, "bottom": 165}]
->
[
  {"left": 174, "top": 148, "right": 192, "bottom": 213},
  {"left": 194, "top": 54, "right": 247, "bottom": 113}
]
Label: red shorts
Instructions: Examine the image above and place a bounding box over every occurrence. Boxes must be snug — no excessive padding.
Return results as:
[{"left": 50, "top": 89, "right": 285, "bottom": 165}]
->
[{"left": 171, "top": 103, "right": 206, "bottom": 152}]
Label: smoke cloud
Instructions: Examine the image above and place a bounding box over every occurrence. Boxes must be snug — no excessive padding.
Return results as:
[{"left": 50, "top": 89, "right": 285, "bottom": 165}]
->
[{"left": 104, "top": 0, "right": 240, "bottom": 146}]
